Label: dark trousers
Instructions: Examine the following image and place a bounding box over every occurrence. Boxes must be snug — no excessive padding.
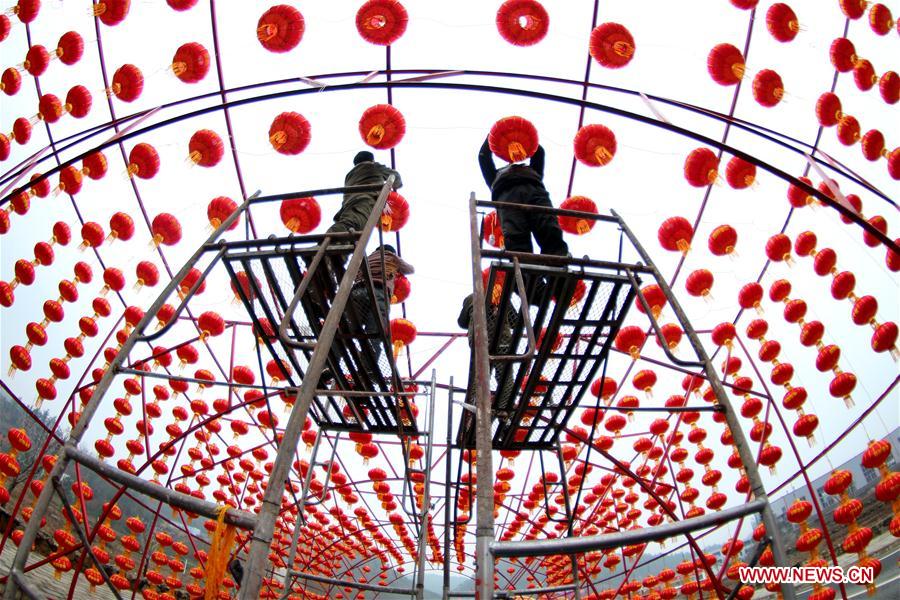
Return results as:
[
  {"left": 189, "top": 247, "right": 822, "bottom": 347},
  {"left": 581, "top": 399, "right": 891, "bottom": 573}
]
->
[
  {"left": 350, "top": 284, "right": 388, "bottom": 367},
  {"left": 497, "top": 184, "right": 569, "bottom": 256},
  {"left": 327, "top": 193, "right": 377, "bottom": 234}
]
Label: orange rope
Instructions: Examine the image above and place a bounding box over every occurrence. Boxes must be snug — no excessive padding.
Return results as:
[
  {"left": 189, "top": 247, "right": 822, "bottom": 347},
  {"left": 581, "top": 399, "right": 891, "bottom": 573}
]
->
[{"left": 204, "top": 505, "right": 237, "bottom": 600}]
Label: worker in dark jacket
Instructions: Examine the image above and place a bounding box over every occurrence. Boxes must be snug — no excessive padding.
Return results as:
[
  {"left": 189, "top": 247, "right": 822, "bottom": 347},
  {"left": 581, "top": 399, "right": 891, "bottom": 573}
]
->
[
  {"left": 457, "top": 293, "right": 518, "bottom": 416},
  {"left": 328, "top": 151, "right": 402, "bottom": 235},
  {"left": 478, "top": 137, "right": 568, "bottom": 256},
  {"left": 352, "top": 245, "right": 414, "bottom": 370}
]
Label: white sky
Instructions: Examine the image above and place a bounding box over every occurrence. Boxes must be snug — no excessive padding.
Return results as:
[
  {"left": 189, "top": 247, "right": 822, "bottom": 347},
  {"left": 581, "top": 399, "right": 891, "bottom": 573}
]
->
[{"left": 0, "top": 0, "right": 898, "bottom": 592}]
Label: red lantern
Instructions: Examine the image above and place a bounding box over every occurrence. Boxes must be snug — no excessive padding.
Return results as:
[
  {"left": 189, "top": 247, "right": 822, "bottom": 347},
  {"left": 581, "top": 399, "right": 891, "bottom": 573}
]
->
[
  {"left": 725, "top": 157, "right": 756, "bottom": 189},
  {"left": 589, "top": 23, "right": 635, "bottom": 68},
  {"left": 836, "top": 115, "right": 861, "bottom": 146},
  {"left": 198, "top": 312, "right": 225, "bottom": 339},
  {"left": 94, "top": 0, "right": 130, "bottom": 26},
  {"left": 391, "top": 274, "right": 411, "bottom": 304},
  {"left": 188, "top": 130, "right": 224, "bottom": 167},
  {"left": 590, "top": 377, "right": 617, "bottom": 400},
  {"left": 880, "top": 71, "right": 899, "bottom": 104},
  {"left": 684, "top": 148, "right": 719, "bottom": 187},
  {"left": 128, "top": 143, "right": 160, "bottom": 179},
  {"left": 708, "top": 224, "right": 737, "bottom": 256},
  {"left": 861, "top": 129, "right": 885, "bottom": 161},
  {"left": 872, "top": 321, "right": 898, "bottom": 354},
  {"left": 752, "top": 70, "right": 784, "bottom": 107},
  {"left": 614, "top": 326, "right": 646, "bottom": 360},
  {"left": 55, "top": 31, "right": 84, "bottom": 66},
  {"left": 111, "top": 64, "right": 144, "bottom": 102},
  {"left": 869, "top": 4, "right": 894, "bottom": 35},
  {"left": 390, "top": 318, "right": 417, "bottom": 358},
  {"left": 765, "top": 233, "right": 792, "bottom": 263},
  {"left": 280, "top": 197, "right": 321, "bottom": 233},
  {"left": 658, "top": 217, "right": 693, "bottom": 254},
  {"left": 82, "top": 152, "right": 108, "bottom": 181},
  {"left": 135, "top": 261, "right": 159, "bottom": 289},
  {"left": 489, "top": 116, "right": 538, "bottom": 163},
  {"left": 381, "top": 192, "right": 409, "bottom": 232},
  {"left": 257, "top": 4, "right": 305, "bottom": 52},
  {"left": 482, "top": 211, "right": 504, "bottom": 248},
  {"left": 685, "top": 269, "right": 714, "bottom": 298},
  {"left": 269, "top": 112, "right": 311, "bottom": 155},
  {"left": 829, "top": 38, "right": 857, "bottom": 73},
  {"left": 558, "top": 196, "right": 597, "bottom": 235},
  {"left": 853, "top": 59, "right": 878, "bottom": 91},
  {"left": 496, "top": 0, "right": 548, "bottom": 46},
  {"left": 573, "top": 124, "right": 616, "bottom": 167},
  {"left": 151, "top": 213, "right": 182, "bottom": 247},
  {"left": 38, "top": 93, "right": 63, "bottom": 123},
  {"left": 207, "top": 196, "right": 239, "bottom": 230},
  {"left": 707, "top": 43, "right": 745, "bottom": 85},
  {"left": 635, "top": 284, "right": 666, "bottom": 317},
  {"left": 766, "top": 3, "right": 799, "bottom": 42},
  {"left": 815, "top": 93, "right": 842, "bottom": 127},
  {"left": 63, "top": 85, "right": 93, "bottom": 117},
  {"left": 24, "top": 44, "right": 50, "bottom": 77},
  {"left": 1, "top": 68, "right": 21, "bottom": 96},
  {"left": 356, "top": 0, "right": 408, "bottom": 46},
  {"left": 172, "top": 42, "right": 210, "bottom": 83},
  {"left": 632, "top": 369, "right": 656, "bottom": 395}
]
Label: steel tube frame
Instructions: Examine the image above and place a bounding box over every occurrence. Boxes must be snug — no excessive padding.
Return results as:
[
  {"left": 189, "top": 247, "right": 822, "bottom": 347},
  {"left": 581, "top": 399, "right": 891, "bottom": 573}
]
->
[
  {"left": 492, "top": 499, "right": 766, "bottom": 558},
  {"left": 2, "top": 189, "right": 257, "bottom": 600},
  {"left": 239, "top": 176, "right": 395, "bottom": 599},
  {"left": 415, "top": 371, "right": 438, "bottom": 600},
  {"left": 612, "top": 209, "right": 796, "bottom": 600},
  {"left": 290, "top": 570, "right": 414, "bottom": 596},
  {"left": 496, "top": 583, "right": 576, "bottom": 598},
  {"left": 469, "top": 192, "right": 497, "bottom": 600},
  {"left": 443, "top": 379, "right": 454, "bottom": 600}
]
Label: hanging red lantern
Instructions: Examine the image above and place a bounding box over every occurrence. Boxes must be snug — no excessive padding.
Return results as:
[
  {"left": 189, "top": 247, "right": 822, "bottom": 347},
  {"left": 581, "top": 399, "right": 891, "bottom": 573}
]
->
[
  {"left": 830, "top": 38, "right": 858, "bottom": 73},
  {"left": 708, "top": 224, "right": 737, "bottom": 256},
  {"left": 280, "top": 197, "right": 321, "bottom": 233},
  {"left": 1, "top": 68, "right": 21, "bottom": 96},
  {"left": 111, "top": 64, "right": 143, "bottom": 102},
  {"left": 862, "top": 215, "right": 888, "bottom": 248},
  {"left": 684, "top": 148, "right": 719, "bottom": 187},
  {"left": 64, "top": 85, "right": 92, "bottom": 119},
  {"left": 358, "top": 104, "right": 405, "bottom": 150},
  {"left": 172, "top": 42, "right": 210, "bottom": 83},
  {"left": 868, "top": 4, "right": 893, "bottom": 35},
  {"left": 269, "top": 112, "right": 311, "bottom": 155},
  {"left": 830, "top": 372, "right": 857, "bottom": 407},
  {"left": 390, "top": 273, "right": 411, "bottom": 304},
  {"left": 880, "top": 71, "right": 899, "bottom": 104},
  {"left": 765, "top": 233, "right": 792, "bottom": 263},
  {"left": 151, "top": 213, "right": 182, "bottom": 247},
  {"left": 861, "top": 129, "right": 886, "bottom": 161},
  {"left": 707, "top": 43, "right": 745, "bottom": 85},
  {"left": 836, "top": 115, "right": 861, "bottom": 146},
  {"left": 188, "top": 130, "right": 224, "bottom": 167},
  {"left": 356, "top": 0, "right": 408, "bottom": 45},
  {"left": 657, "top": 323, "right": 682, "bottom": 349},
  {"left": 482, "top": 211, "right": 504, "bottom": 248},
  {"left": 766, "top": 3, "right": 799, "bottom": 42},
  {"left": 871, "top": 321, "right": 898, "bottom": 355},
  {"left": 390, "top": 318, "right": 417, "bottom": 358},
  {"left": 573, "top": 124, "right": 616, "bottom": 167},
  {"left": 589, "top": 22, "right": 635, "bottom": 68},
  {"left": 852, "top": 295, "right": 878, "bottom": 325},
  {"left": 257, "top": 4, "right": 305, "bottom": 52},
  {"left": 558, "top": 196, "right": 598, "bottom": 235},
  {"left": 24, "top": 44, "right": 50, "bottom": 77},
  {"left": 93, "top": 0, "right": 130, "bottom": 26},
  {"left": 489, "top": 116, "right": 538, "bottom": 163},
  {"left": 685, "top": 269, "right": 714, "bottom": 298},
  {"left": 853, "top": 59, "right": 878, "bottom": 91},
  {"left": 752, "top": 69, "right": 784, "bottom": 107},
  {"left": 614, "top": 326, "right": 646, "bottom": 360},
  {"left": 724, "top": 157, "right": 756, "bottom": 189},
  {"left": 12, "top": 119, "right": 31, "bottom": 145},
  {"left": 198, "top": 311, "right": 225, "bottom": 339},
  {"left": 658, "top": 217, "right": 693, "bottom": 254},
  {"left": 79, "top": 222, "right": 105, "bottom": 250},
  {"left": 496, "top": 0, "right": 549, "bottom": 46},
  {"left": 38, "top": 93, "right": 63, "bottom": 123},
  {"left": 127, "top": 143, "right": 160, "bottom": 179},
  {"left": 135, "top": 261, "right": 159, "bottom": 290},
  {"left": 108, "top": 212, "right": 134, "bottom": 242},
  {"left": 711, "top": 322, "right": 736, "bottom": 348},
  {"left": 381, "top": 191, "right": 409, "bottom": 232},
  {"left": 815, "top": 93, "right": 842, "bottom": 128},
  {"left": 207, "top": 196, "right": 239, "bottom": 230},
  {"left": 55, "top": 31, "right": 83, "bottom": 66},
  {"left": 635, "top": 284, "right": 666, "bottom": 317},
  {"left": 12, "top": 0, "right": 40, "bottom": 23},
  {"left": 590, "top": 377, "right": 617, "bottom": 400},
  {"left": 632, "top": 369, "right": 656, "bottom": 396}
]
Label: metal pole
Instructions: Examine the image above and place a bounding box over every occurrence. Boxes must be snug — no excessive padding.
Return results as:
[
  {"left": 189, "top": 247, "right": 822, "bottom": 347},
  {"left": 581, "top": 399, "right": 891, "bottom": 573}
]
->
[
  {"left": 443, "top": 378, "right": 454, "bottom": 600},
  {"left": 469, "top": 192, "right": 496, "bottom": 600},
  {"left": 612, "top": 209, "right": 795, "bottom": 600},
  {"left": 239, "top": 177, "right": 395, "bottom": 599},
  {"left": 291, "top": 570, "right": 415, "bottom": 595},
  {"left": 416, "top": 371, "right": 438, "bottom": 600},
  {"left": 492, "top": 499, "right": 766, "bottom": 557},
  {"left": 2, "top": 191, "right": 258, "bottom": 600}
]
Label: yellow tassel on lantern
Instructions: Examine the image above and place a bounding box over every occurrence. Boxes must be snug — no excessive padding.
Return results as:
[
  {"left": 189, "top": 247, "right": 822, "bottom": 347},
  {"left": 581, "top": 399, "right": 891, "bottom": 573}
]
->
[
  {"left": 393, "top": 340, "right": 404, "bottom": 359},
  {"left": 507, "top": 142, "right": 526, "bottom": 163},
  {"left": 367, "top": 125, "right": 385, "bottom": 145},
  {"left": 204, "top": 505, "right": 237, "bottom": 600}
]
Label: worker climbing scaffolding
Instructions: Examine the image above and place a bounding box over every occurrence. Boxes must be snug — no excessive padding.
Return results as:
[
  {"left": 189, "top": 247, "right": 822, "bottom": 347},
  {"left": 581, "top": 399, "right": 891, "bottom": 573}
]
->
[{"left": 327, "top": 151, "right": 403, "bottom": 235}]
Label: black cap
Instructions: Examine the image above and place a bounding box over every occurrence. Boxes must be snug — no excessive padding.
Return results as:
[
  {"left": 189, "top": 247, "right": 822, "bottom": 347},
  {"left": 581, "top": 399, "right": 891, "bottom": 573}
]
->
[
  {"left": 378, "top": 244, "right": 397, "bottom": 255},
  {"left": 353, "top": 151, "right": 375, "bottom": 165}
]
